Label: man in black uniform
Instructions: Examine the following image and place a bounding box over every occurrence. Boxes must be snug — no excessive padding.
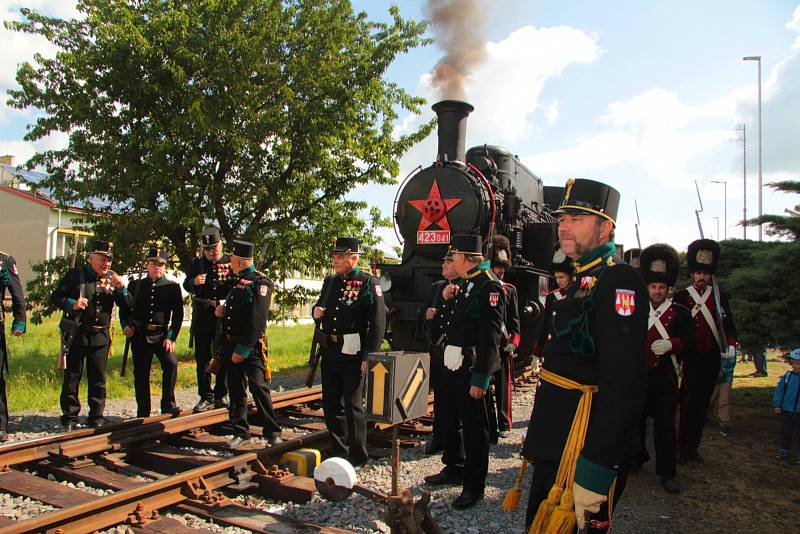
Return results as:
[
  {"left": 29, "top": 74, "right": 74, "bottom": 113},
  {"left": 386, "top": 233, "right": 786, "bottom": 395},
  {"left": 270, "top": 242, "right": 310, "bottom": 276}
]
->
[
  {"left": 215, "top": 240, "right": 282, "bottom": 448},
  {"left": 51, "top": 240, "right": 126, "bottom": 430},
  {"left": 313, "top": 237, "right": 386, "bottom": 467},
  {"left": 633, "top": 243, "right": 694, "bottom": 494},
  {"left": 184, "top": 227, "right": 232, "bottom": 411},
  {"left": 120, "top": 246, "right": 184, "bottom": 418},
  {"left": 424, "top": 234, "right": 505, "bottom": 510},
  {"left": 522, "top": 179, "right": 647, "bottom": 532},
  {"left": 423, "top": 250, "right": 460, "bottom": 455},
  {"left": 0, "top": 251, "right": 26, "bottom": 441},
  {"left": 533, "top": 245, "right": 573, "bottom": 368},
  {"left": 673, "top": 239, "right": 737, "bottom": 464},
  {"left": 488, "top": 235, "right": 520, "bottom": 440}
]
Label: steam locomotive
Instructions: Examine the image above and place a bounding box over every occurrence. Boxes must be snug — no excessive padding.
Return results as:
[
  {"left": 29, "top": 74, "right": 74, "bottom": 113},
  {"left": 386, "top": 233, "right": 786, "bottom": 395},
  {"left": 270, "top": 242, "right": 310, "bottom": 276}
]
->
[{"left": 379, "top": 100, "right": 563, "bottom": 364}]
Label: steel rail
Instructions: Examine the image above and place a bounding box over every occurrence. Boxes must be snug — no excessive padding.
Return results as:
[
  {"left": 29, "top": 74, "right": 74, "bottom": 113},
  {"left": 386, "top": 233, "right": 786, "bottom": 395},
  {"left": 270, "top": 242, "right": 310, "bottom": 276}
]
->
[{"left": 0, "top": 385, "right": 324, "bottom": 468}]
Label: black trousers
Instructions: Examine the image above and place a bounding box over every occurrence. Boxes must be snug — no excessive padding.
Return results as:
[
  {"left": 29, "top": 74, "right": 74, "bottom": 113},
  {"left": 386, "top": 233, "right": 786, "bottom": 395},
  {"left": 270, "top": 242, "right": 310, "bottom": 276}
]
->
[
  {"left": 321, "top": 346, "right": 368, "bottom": 466},
  {"left": 780, "top": 410, "right": 800, "bottom": 451},
  {"left": 60, "top": 343, "right": 109, "bottom": 424},
  {"left": 131, "top": 341, "right": 178, "bottom": 417},
  {"left": 636, "top": 365, "right": 679, "bottom": 477},
  {"left": 439, "top": 368, "right": 490, "bottom": 493},
  {"left": 194, "top": 330, "right": 228, "bottom": 402},
  {"left": 0, "top": 331, "right": 8, "bottom": 433},
  {"left": 428, "top": 344, "right": 444, "bottom": 446},
  {"left": 680, "top": 353, "right": 720, "bottom": 451},
  {"left": 492, "top": 352, "right": 513, "bottom": 432},
  {"left": 525, "top": 459, "right": 630, "bottom": 532},
  {"left": 224, "top": 340, "right": 281, "bottom": 440}
]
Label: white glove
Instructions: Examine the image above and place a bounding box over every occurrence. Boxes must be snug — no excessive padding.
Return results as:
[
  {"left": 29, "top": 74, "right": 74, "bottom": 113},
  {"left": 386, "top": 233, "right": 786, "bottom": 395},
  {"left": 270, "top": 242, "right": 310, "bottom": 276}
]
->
[
  {"left": 504, "top": 342, "right": 517, "bottom": 353},
  {"left": 651, "top": 339, "right": 672, "bottom": 356},
  {"left": 722, "top": 345, "right": 736, "bottom": 359},
  {"left": 573, "top": 482, "right": 607, "bottom": 530},
  {"left": 443, "top": 345, "right": 464, "bottom": 371}
]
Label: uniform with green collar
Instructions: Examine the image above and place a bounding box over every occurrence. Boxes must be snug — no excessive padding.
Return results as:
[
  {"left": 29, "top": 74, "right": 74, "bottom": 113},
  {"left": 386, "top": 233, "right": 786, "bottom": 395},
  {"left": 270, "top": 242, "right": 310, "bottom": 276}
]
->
[
  {"left": 119, "top": 275, "right": 183, "bottom": 417},
  {"left": 522, "top": 242, "right": 648, "bottom": 525},
  {"left": 0, "top": 252, "right": 26, "bottom": 436},
  {"left": 222, "top": 265, "right": 281, "bottom": 441},
  {"left": 438, "top": 260, "right": 506, "bottom": 497}
]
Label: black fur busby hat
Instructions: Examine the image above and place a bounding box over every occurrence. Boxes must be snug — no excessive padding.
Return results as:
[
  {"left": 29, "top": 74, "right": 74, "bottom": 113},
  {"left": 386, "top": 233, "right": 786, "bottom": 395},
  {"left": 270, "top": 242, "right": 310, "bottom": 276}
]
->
[
  {"left": 90, "top": 239, "right": 113, "bottom": 258},
  {"left": 640, "top": 243, "right": 679, "bottom": 286},
  {"left": 332, "top": 237, "right": 360, "bottom": 254},
  {"left": 687, "top": 238, "right": 720, "bottom": 274},
  {"left": 231, "top": 240, "right": 255, "bottom": 259},
  {"left": 623, "top": 248, "right": 642, "bottom": 269},
  {"left": 490, "top": 235, "right": 512, "bottom": 269},
  {"left": 553, "top": 178, "right": 620, "bottom": 225},
  {"left": 550, "top": 243, "right": 573, "bottom": 274},
  {"left": 200, "top": 227, "right": 222, "bottom": 248},
  {"left": 448, "top": 234, "right": 483, "bottom": 256},
  {"left": 145, "top": 245, "right": 169, "bottom": 264}
]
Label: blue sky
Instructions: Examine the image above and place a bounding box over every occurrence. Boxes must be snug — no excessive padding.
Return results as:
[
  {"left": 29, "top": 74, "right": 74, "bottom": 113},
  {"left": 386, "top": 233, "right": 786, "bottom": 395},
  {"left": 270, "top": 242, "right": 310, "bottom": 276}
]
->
[{"left": 2, "top": 1, "right": 799, "bottom": 252}]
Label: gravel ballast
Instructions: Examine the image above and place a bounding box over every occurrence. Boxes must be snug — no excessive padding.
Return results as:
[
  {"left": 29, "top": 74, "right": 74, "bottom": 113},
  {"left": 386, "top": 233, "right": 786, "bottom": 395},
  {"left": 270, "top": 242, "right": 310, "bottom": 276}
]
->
[{"left": 2, "top": 375, "right": 673, "bottom": 533}]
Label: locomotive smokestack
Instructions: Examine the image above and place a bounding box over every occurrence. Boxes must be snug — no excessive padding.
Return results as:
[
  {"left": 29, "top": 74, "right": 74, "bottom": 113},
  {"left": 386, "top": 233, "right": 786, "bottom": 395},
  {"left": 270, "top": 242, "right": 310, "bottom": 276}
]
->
[{"left": 432, "top": 100, "right": 474, "bottom": 163}]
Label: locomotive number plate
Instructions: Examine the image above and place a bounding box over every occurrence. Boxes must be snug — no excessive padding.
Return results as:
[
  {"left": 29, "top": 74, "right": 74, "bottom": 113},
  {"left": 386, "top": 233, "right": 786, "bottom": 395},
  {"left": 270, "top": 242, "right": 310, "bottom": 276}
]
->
[{"left": 416, "top": 230, "right": 451, "bottom": 244}]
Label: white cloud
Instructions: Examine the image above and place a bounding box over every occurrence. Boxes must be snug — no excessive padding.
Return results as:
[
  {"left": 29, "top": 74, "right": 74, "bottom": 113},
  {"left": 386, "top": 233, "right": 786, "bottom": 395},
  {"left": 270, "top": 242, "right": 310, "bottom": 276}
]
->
[
  {"left": 0, "top": 130, "right": 68, "bottom": 167},
  {"left": 544, "top": 99, "right": 559, "bottom": 125}
]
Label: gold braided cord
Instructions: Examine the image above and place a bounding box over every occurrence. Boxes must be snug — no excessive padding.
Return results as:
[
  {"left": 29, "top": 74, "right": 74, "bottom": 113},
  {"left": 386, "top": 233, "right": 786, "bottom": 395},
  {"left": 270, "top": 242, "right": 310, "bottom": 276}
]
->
[{"left": 529, "top": 369, "right": 598, "bottom": 534}]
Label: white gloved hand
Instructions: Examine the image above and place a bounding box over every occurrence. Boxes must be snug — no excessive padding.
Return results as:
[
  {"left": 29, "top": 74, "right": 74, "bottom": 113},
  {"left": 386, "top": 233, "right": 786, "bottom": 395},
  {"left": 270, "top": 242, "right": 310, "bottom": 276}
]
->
[
  {"left": 722, "top": 345, "right": 736, "bottom": 359},
  {"left": 443, "top": 345, "right": 464, "bottom": 371},
  {"left": 573, "top": 482, "right": 607, "bottom": 530},
  {"left": 651, "top": 339, "right": 672, "bottom": 356},
  {"left": 504, "top": 342, "right": 517, "bottom": 353}
]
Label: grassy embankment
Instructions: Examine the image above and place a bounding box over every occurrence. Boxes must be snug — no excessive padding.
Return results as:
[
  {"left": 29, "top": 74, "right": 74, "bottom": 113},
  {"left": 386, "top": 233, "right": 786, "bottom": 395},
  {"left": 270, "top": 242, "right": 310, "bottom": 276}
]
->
[{"left": 5, "top": 315, "right": 313, "bottom": 412}]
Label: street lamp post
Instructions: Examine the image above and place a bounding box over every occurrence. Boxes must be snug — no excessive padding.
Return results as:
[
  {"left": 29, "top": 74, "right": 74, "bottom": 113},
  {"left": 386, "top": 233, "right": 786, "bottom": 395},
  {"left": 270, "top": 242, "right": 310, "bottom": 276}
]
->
[
  {"left": 711, "top": 180, "right": 727, "bottom": 240},
  {"left": 713, "top": 217, "right": 720, "bottom": 241},
  {"left": 743, "top": 55, "right": 762, "bottom": 241}
]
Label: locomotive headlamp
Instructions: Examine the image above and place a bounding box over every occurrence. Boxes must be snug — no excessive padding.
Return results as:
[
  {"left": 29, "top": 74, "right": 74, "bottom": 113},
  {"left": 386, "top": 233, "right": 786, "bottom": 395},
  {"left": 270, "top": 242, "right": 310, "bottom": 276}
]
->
[{"left": 378, "top": 273, "right": 392, "bottom": 293}]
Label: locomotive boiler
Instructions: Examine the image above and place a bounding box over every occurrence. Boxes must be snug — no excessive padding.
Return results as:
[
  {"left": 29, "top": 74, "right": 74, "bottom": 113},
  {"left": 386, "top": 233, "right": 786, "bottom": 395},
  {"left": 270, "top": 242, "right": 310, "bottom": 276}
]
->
[{"left": 379, "top": 100, "right": 559, "bottom": 363}]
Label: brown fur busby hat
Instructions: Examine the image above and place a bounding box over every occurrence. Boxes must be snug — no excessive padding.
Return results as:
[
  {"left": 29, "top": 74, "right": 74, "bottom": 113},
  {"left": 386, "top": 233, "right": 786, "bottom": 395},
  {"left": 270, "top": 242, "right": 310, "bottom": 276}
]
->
[
  {"left": 639, "top": 243, "right": 679, "bottom": 286},
  {"left": 687, "top": 238, "right": 720, "bottom": 274},
  {"left": 491, "top": 235, "right": 512, "bottom": 269},
  {"left": 623, "top": 248, "right": 642, "bottom": 269}
]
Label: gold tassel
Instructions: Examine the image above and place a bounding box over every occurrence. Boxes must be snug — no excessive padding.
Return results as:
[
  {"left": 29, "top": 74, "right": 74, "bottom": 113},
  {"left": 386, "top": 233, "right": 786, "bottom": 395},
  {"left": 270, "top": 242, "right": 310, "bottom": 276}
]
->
[
  {"left": 261, "top": 331, "right": 272, "bottom": 382},
  {"left": 529, "top": 484, "right": 562, "bottom": 534},
  {"left": 544, "top": 487, "right": 577, "bottom": 534},
  {"left": 502, "top": 458, "right": 528, "bottom": 512}
]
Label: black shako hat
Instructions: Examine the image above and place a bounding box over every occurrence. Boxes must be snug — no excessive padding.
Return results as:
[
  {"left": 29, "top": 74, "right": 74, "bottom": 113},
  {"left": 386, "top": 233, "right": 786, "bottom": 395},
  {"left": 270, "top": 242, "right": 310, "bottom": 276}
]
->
[
  {"left": 200, "top": 227, "right": 222, "bottom": 248},
  {"left": 640, "top": 243, "right": 679, "bottom": 286},
  {"left": 687, "top": 238, "right": 720, "bottom": 274},
  {"left": 231, "top": 240, "right": 255, "bottom": 259},
  {"left": 490, "top": 235, "right": 512, "bottom": 269},
  {"left": 332, "top": 237, "right": 360, "bottom": 254},
  {"left": 448, "top": 234, "right": 483, "bottom": 256},
  {"left": 623, "top": 248, "right": 642, "bottom": 269},
  {"left": 551, "top": 243, "right": 573, "bottom": 274},
  {"left": 90, "top": 239, "right": 113, "bottom": 258},
  {"left": 145, "top": 245, "right": 169, "bottom": 263},
  {"left": 553, "top": 178, "right": 620, "bottom": 225}
]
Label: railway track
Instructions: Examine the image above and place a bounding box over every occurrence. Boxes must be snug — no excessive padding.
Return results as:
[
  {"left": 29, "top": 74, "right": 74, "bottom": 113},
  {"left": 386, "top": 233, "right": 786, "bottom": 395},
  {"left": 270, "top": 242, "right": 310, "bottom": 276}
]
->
[
  {"left": 0, "top": 368, "right": 537, "bottom": 533},
  {"left": 0, "top": 385, "right": 433, "bottom": 533}
]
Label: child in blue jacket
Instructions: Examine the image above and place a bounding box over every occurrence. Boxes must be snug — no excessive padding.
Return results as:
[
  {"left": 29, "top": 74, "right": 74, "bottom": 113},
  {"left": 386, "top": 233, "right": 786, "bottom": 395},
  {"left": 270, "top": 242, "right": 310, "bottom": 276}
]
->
[{"left": 773, "top": 348, "right": 800, "bottom": 460}]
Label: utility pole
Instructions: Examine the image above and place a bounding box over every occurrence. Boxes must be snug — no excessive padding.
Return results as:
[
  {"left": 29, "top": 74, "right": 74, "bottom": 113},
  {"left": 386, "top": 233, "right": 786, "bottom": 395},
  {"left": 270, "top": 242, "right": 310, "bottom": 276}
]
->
[{"left": 736, "top": 124, "right": 747, "bottom": 239}]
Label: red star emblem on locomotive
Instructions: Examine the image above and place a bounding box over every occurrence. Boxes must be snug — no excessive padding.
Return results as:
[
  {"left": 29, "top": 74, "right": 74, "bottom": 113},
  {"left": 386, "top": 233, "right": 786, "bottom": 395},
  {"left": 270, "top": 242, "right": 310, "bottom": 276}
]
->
[{"left": 408, "top": 179, "right": 461, "bottom": 231}]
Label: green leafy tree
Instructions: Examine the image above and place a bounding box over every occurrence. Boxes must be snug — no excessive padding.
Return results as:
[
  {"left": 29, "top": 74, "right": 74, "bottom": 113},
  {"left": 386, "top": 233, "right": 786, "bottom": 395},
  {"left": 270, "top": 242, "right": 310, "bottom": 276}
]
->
[
  {"left": 7, "top": 0, "right": 434, "bottom": 317},
  {"left": 743, "top": 181, "right": 800, "bottom": 239}
]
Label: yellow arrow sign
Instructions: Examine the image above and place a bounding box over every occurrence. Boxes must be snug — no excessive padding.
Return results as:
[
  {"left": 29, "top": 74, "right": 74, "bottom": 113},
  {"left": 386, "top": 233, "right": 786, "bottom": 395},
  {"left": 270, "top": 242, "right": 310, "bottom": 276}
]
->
[
  {"left": 370, "top": 361, "right": 388, "bottom": 416},
  {"left": 401, "top": 366, "right": 424, "bottom": 411}
]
